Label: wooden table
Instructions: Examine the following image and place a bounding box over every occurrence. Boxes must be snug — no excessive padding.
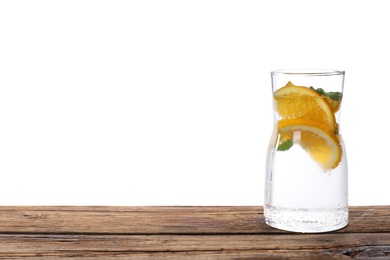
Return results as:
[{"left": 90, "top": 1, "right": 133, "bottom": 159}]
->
[{"left": 0, "top": 206, "right": 389, "bottom": 259}]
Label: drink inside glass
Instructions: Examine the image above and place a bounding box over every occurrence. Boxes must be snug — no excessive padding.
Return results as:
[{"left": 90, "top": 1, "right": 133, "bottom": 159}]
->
[{"left": 264, "top": 70, "right": 348, "bottom": 233}]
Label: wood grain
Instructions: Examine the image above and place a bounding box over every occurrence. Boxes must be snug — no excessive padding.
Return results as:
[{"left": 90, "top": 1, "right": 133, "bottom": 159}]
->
[{"left": 0, "top": 206, "right": 389, "bottom": 258}]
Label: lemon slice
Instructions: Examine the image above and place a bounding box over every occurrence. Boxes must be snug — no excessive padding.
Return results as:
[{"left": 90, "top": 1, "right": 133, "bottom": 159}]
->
[
  {"left": 274, "top": 82, "right": 337, "bottom": 132},
  {"left": 278, "top": 118, "right": 342, "bottom": 170}
]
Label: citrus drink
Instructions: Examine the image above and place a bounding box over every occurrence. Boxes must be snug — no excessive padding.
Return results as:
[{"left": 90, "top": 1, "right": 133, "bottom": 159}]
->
[{"left": 264, "top": 71, "right": 348, "bottom": 233}]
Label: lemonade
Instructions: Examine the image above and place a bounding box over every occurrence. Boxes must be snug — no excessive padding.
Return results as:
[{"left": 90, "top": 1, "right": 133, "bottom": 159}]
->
[{"left": 264, "top": 72, "right": 348, "bottom": 233}]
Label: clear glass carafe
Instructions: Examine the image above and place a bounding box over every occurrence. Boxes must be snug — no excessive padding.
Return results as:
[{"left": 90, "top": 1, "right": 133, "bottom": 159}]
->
[{"left": 264, "top": 70, "right": 348, "bottom": 233}]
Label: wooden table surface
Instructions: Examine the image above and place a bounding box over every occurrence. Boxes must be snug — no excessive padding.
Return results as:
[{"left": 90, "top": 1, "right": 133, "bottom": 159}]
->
[{"left": 0, "top": 206, "right": 389, "bottom": 259}]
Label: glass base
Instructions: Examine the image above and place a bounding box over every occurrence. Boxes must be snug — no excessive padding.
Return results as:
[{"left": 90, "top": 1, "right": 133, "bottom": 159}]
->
[{"left": 264, "top": 206, "right": 348, "bottom": 233}]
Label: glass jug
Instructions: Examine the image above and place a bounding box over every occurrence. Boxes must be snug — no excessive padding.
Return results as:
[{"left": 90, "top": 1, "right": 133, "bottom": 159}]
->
[{"left": 264, "top": 70, "right": 348, "bottom": 233}]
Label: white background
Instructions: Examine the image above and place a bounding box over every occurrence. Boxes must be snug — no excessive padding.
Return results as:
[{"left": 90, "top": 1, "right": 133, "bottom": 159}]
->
[{"left": 0, "top": 0, "right": 389, "bottom": 206}]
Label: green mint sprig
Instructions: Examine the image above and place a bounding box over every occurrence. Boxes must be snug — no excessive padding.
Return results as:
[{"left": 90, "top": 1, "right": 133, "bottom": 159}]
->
[
  {"left": 310, "top": 86, "right": 342, "bottom": 101},
  {"left": 277, "top": 139, "right": 293, "bottom": 151}
]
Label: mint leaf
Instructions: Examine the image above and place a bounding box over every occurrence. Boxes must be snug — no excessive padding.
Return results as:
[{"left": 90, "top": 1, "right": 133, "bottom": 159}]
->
[
  {"left": 326, "top": 91, "right": 342, "bottom": 101},
  {"left": 277, "top": 139, "right": 293, "bottom": 151},
  {"left": 310, "top": 86, "right": 326, "bottom": 95},
  {"left": 310, "top": 86, "right": 342, "bottom": 101}
]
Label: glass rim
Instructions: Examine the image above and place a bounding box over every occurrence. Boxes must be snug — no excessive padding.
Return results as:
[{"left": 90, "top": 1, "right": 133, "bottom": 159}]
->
[{"left": 271, "top": 69, "right": 345, "bottom": 76}]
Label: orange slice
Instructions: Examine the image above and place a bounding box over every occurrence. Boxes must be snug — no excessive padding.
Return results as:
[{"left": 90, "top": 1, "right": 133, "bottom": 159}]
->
[
  {"left": 278, "top": 118, "right": 342, "bottom": 170},
  {"left": 274, "top": 82, "right": 337, "bottom": 132},
  {"left": 325, "top": 96, "right": 341, "bottom": 113}
]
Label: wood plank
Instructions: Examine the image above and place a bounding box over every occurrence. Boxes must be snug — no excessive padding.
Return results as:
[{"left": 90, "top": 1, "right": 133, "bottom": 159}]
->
[
  {"left": 0, "top": 206, "right": 263, "bottom": 234},
  {"left": 0, "top": 233, "right": 389, "bottom": 258},
  {"left": 0, "top": 251, "right": 353, "bottom": 259},
  {"left": 0, "top": 206, "right": 389, "bottom": 258},
  {"left": 0, "top": 206, "right": 389, "bottom": 234}
]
